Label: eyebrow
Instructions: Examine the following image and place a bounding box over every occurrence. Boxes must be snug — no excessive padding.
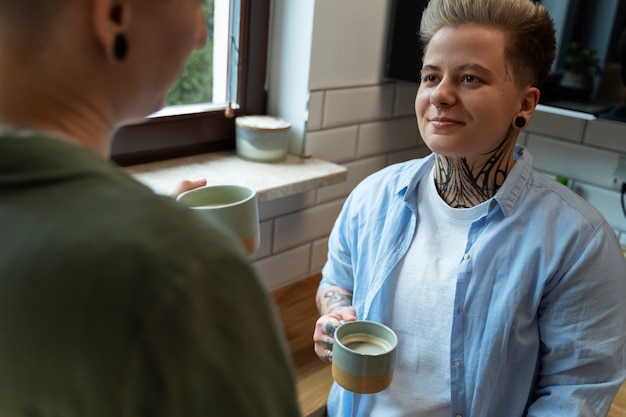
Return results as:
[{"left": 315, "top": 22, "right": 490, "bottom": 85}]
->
[{"left": 420, "top": 63, "right": 494, "bottom": 77}]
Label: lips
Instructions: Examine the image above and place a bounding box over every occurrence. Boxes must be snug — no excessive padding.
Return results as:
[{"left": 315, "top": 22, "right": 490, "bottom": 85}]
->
[{"left": 429, "top": 117, "right": 461, "bottom": 128}]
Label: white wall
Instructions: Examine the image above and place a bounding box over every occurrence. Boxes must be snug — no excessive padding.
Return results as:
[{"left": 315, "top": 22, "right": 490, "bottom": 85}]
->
[{"left": 256, "top": 0, "right": 626, "bottom": 290}]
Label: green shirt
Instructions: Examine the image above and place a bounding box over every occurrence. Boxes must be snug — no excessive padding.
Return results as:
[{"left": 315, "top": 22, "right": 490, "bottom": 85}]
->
[{"left": 0, "top": 132, "right": 300, "bottom": 416}]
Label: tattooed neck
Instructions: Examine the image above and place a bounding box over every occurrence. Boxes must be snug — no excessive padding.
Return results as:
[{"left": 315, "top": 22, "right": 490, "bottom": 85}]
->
[{"left": 433, "top": 138, "right": 516, "bottom": 208}]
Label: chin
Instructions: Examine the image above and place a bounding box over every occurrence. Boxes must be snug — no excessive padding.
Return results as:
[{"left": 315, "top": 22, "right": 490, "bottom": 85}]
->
[
  {"left": 426, "top": 144, "right": 471, "bottom": 160},
  {"left": 424, "top": 139, "right": 457, "bottom": 155},
  {"left": 424, "top": 134, "right": 475, "bottom": 158}
]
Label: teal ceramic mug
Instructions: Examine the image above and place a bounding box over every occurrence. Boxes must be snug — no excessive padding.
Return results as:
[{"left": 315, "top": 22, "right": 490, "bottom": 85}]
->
[
  {"left": 177, "top": 184, "right": 260, "bottom": 254},
  {"left": 332, "top": 320, "right": 398, "bottom": 394}
]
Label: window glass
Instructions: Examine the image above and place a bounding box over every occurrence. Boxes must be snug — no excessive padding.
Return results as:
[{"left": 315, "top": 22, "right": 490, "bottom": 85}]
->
[
  {"left": 111, "top": 0, "right": 270, "bottom": 166},
  {"left": 165, "top": 0, "right": 225, "bottom": 107}
]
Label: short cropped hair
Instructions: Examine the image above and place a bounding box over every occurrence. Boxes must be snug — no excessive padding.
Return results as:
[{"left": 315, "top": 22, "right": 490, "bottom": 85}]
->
[{"left": 419, "top": 0, "right": 556, "bottom": 88}]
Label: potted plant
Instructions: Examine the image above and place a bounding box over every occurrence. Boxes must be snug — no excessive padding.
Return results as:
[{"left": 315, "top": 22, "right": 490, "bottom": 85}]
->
[{"left": 559, "top": 42, "right": 602, "bottom": 91}]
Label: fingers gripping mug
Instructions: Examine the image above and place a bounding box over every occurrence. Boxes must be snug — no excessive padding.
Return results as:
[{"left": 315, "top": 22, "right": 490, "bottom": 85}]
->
[{"left": 331, "top": 320, "right": 398, "bottom": 394}]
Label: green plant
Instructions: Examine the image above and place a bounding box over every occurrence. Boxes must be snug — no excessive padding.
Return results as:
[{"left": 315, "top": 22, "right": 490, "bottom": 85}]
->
[
  {"left": 165, "top": 0, "right": 214, "bottom": 106},
  {"left": 563, "top": 42, "right": 602, "bottom": 76},
  {"left": 166, "top": 43, "right": 213, "bottom": 106}
]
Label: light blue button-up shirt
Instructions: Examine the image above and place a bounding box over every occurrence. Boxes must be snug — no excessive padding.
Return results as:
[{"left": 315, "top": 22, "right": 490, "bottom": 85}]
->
[{"left": 320, "top": 146, "right": 626, "bottom": 417}]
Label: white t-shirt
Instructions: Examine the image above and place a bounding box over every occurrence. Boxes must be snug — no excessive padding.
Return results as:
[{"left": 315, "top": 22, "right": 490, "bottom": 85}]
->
[{"left": 369, "top": 168, "right": 488, "bottom": 417}]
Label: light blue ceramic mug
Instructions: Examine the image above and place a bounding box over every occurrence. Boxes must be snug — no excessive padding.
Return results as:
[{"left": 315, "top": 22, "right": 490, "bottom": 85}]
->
[
  {"left": 177, "top": 184, "right": 260, "bottom": 254},
  {"left": 332, "top": 320, "right": 398, "bottom": 394}
]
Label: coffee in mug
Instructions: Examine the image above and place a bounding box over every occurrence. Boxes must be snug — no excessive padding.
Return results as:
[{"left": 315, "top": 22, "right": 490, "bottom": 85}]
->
[{"left": 340, "top": 333, "right": 393, "bottom": 354}]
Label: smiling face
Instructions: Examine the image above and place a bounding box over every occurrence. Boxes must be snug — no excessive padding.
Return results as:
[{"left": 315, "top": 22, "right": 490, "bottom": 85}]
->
[{"left": 416, "top": 24, "right": 531, "bottom": 161}]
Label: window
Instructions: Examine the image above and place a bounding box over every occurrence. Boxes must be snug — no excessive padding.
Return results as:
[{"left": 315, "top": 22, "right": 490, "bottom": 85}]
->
[
  {"left": 540, "top": 0, "right": 625, "bottom": 73},
  {"left": 538, "top": 0, "right": 626, "bottom": 111},
  {"left": 163, "top": 0, "right": 221, "bottom": 108},
  {"left": 110, "top": 0, "right": 270, "bottom": 166}
]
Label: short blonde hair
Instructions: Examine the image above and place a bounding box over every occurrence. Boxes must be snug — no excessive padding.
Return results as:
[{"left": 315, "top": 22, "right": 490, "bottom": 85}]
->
[{"left": 419, "top": 0, "right": 556, "bottom": 88}]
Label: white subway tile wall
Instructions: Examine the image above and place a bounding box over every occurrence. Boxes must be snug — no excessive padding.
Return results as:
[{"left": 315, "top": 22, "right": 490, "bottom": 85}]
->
[
  {"left": 309, "top": 0, "right": 389, "bottom": 90},
  {"left": 584, "top": 119, "right": 626, "bottom": 153},
  {"left": 253, "top": 244, "right": 312, "bottom": 290},
  {"left": 357, "top": 117, "right": 421, "bottom": 157},
  {"left": 258, "top": 191, "right": 318, "bottom": 221},
  {"left": 273, "top": 201, "right": 343, "bottom": 253},
  {"left": 305, "top": 126, "right": 358, "bottom": 163},
  {"left": 526, "top": 110, "right": 587, "bottom": 143},
  {"left": 393, "top": 84, "right": 419, "bottom": 117},
  {"left": 527, "top": 106, "right": 585, "bottom": 143},
  {"left": 322, "top": 85, "right": 395, "bottom": 128},
  {"left": 311, "top": 237, "right": 330, "bottom": 275},
  {"left": 524, "top": 134, "right": 620, "bottom": 188}
]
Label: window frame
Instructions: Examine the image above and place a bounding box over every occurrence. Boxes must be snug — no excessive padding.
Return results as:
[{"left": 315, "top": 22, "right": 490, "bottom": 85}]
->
[{"left": 110, "top": 0, "right": 270, "bottom": 167}]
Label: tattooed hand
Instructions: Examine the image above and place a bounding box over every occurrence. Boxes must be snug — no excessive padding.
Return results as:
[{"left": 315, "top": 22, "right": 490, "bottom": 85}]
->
[{"left": 313, "top": 286, "right": 357, "bottom": 363}]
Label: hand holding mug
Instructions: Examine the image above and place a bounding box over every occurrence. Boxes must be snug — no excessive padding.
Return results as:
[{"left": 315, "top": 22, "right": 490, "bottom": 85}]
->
[
  {"left": 170, "top": 178, "right": 207, "bottom": 198},
  {"left": 313, "top": 306, "right": 357, "bottom": 364}
]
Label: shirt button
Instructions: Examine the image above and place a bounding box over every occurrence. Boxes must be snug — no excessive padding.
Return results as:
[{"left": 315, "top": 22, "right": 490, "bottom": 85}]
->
[
  {"left": 454, "top": 361, "right": 462, "bottom": 368},
  {"left": 463, "top": 253, "right": 470, "bottom": 260},
  {"left": 457, "top": 306, "right": 464, "bottom": 313},
  {"left": 456, "top": 414, "right": 463, "bottom": 417}
]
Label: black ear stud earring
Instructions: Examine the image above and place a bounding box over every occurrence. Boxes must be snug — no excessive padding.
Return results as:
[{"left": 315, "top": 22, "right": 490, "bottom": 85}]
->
[
  {"left": 113, "top": 33, "right": 128, "bottom": 61},
  {"left": 515, "top": 116, "right": 526, "bottom": 128}
]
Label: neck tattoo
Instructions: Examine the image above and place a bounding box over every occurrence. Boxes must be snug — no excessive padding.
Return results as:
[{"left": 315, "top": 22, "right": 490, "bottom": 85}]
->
[{"left": 434, "top": 134, "right": 515, "bottom": 208}]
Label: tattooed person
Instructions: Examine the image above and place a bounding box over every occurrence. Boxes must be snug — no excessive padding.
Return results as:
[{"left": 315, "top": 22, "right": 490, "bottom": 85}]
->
[{"left": 313, "top": 0, "right": 626, "bottom": 416}]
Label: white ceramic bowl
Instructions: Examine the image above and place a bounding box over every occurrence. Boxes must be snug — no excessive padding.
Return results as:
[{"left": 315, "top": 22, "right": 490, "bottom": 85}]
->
[{"left": 235, "top": 115, "right": 291, "bottom": 162}]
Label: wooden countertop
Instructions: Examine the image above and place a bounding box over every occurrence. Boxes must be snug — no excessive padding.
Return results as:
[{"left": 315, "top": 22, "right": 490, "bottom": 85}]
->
[
  {"left": 272, "top": 275, "right": 333, "bottom": 417},
  {"left": 609, "top": 382, "right": 626, "bottom": 417}
]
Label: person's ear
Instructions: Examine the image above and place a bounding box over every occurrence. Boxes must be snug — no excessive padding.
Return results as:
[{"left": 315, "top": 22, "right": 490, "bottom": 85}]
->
[
  {"left": 514, "top": 86, "right": 540, "bottom": 129},
  {"left": 92, "top": 0, "right": 131, "bottom": 62}
]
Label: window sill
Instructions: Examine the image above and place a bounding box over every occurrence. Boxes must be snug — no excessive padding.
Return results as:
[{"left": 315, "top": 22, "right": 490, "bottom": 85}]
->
[{"left": 125, "top": 150, "right": 347, "bottom": 202}]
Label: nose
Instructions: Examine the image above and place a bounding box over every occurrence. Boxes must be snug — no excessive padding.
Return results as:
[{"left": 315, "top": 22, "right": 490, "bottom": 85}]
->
[{"left": 430, "top": 77, "right": 456, "bottom": 109}]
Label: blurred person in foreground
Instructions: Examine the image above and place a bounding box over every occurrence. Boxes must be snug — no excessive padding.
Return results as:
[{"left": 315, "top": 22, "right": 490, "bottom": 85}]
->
[
  {"left": 313, "top": 0, "right": 626, "bottom": 415},
  {"left": 0, "top": 0, "right": 300, "bottom": 415}
]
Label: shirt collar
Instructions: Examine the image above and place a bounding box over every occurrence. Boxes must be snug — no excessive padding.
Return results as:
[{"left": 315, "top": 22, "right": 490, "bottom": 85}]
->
[
  {"left": 397, "top": 146, "right": 533, "bottom": 218},
  {"left": 492, "top": 145, "right": 533, "bottom": 217}
]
